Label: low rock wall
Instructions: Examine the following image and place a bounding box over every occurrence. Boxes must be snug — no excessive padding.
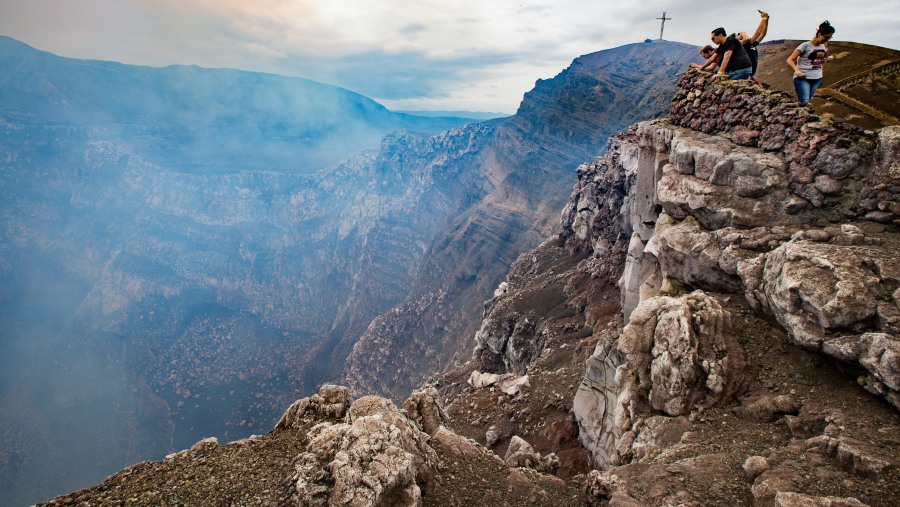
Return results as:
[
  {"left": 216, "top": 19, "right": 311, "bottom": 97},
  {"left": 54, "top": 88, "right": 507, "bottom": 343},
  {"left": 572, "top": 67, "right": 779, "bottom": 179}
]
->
[{"left": 669, "top": 71, "right": 899, "bottom": 226}]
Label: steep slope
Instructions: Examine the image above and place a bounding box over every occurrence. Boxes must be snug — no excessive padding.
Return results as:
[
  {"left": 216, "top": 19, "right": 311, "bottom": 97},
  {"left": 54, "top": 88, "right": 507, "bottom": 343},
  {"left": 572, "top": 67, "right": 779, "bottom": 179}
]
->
[
  {"left": 341, "top": 41, "right": 701, "bottom": 400},
  {"left": 0, "top": 38, "right": 697, "bottom": 505},
  {"left": 444, "top": 72, "right": 899, "bottom": 505}
]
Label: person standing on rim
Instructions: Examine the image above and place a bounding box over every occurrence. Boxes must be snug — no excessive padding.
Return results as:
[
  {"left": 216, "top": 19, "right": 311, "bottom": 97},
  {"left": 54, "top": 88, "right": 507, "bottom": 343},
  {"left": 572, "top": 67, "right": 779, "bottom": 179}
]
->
[
  {"left": 786, "top": 20, "right": 836, "bottom": 106},
  {"left": 698, "top": 27, "right": 753, "bottom": 80}
]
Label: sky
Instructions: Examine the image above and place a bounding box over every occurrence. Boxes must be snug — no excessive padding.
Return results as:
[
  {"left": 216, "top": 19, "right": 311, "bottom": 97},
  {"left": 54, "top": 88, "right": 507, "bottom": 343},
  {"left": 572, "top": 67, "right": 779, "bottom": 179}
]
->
[{"left": 1, "top": 1, "right": 898, "bottom": 114}]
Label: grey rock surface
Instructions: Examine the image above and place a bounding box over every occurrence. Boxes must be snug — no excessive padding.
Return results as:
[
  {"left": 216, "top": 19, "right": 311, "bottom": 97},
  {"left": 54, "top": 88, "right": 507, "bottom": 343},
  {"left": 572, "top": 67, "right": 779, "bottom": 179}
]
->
[
  {"left": 293, "top": 394, "right": 438, "bottom": 506},
  {"left": 401, "top": 387, "right": 450, "bottom": 437},
  {"left": 618, "top": 291, "right": 749, "bottom": 417}
]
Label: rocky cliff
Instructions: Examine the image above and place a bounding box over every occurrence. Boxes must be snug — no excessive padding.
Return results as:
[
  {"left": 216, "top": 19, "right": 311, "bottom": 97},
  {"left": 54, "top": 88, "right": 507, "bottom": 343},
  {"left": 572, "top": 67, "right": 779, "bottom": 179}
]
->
[
  {"left": 342, "top": 41, "right": 701, "bottom": 401},
  {"left": 471, "top": 71, "right": 899, "bottom": 504},
  {"left": 45, "top": 63, "right": 899, "bottom": 506},
  {"left": 0, "top": 38, "right": 701, "bottom": 505}
]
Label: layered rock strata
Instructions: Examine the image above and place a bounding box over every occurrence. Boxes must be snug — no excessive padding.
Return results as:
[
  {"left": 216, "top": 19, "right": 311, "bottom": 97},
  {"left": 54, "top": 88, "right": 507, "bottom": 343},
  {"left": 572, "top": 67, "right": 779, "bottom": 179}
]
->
[{"left": 342, "top": 42, "right": 702, "bottom": 402}]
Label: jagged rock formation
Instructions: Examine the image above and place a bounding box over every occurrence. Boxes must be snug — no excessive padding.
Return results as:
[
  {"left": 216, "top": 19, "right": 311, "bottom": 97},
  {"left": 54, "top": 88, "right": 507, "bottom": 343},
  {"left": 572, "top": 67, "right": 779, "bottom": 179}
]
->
[
  {"left": 439, "top": 68, "right": 897, "bottom": 505},
  {"left": 562, "top": 73, "right": 899, "bottom": 504},
  {"left": 42, "top": 385, "right": 585, "bottom": 506}
]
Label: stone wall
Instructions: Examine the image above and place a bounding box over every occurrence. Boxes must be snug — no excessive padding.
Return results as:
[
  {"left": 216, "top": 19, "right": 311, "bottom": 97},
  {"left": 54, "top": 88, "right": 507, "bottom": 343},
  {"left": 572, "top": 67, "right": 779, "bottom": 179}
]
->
[{"left": 670, "top": 70, "right": 897, "bottom": 226}]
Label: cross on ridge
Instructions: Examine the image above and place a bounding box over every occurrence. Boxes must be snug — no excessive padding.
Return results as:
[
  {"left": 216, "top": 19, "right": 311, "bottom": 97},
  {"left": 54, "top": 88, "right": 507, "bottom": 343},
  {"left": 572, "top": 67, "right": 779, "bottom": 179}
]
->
[{"left": 656, "top": 11, "right": 672, "bottom": 40}]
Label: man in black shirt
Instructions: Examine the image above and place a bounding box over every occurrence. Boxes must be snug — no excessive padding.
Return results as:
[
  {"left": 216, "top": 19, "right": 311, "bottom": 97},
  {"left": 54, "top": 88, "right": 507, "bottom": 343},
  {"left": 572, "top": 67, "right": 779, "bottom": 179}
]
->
[{"left": 698, "top": 27, "right": 753, "bottom": 80}]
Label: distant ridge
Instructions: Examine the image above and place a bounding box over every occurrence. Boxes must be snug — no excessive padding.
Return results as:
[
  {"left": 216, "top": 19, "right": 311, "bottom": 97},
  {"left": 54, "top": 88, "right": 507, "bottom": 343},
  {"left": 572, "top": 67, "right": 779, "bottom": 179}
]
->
[
  {"left": 0, "top": 35, "right": 469, "bottom": 173},
  {"left": 395, "top": 110, "right": 511, "bottom": 120}
]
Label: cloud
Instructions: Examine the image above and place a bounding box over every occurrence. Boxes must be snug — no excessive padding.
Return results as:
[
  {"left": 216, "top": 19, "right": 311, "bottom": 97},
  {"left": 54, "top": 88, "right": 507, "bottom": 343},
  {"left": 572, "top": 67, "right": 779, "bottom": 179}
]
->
[{"left": 0, "top": 0, "right": 898, "bottom": 112}]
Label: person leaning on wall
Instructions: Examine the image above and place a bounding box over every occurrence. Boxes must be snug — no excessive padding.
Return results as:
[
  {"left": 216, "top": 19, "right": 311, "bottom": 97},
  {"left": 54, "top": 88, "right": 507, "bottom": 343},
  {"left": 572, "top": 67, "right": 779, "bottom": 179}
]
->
[
  {"left": 699, "top": 27, "right": 753, "bottom": 80},
  {"left": 786, "top": 20, "right": 836, "bottom": 106},
  {"left": 690, "top": 45, "right": 719, "bottom": 71}
]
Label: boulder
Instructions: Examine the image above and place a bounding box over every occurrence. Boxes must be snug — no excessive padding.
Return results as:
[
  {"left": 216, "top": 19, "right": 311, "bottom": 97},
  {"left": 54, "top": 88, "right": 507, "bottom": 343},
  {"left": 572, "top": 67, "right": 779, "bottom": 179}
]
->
[
  {"left": 743, "top": 238, "right": 900, "bottom": 408},
  {"left": 276, "top": 384, "right": 352, "bottom": 430},
  {"left": 504, "top": 436, "right": 560, "bottom": 474},
  {"left": 485, "top": 426, "right": 502, "bottom": 448},
  {"left": 293, "top": 395, "right": 438, "bottom": 507},
  {"left": 734, "top": 392, "right": 802, "bottom": 422},
  {"left": 618, "top": 291, "right": 749, "bottom": 416},
  {"left": 743, "top": 456, "right": 769, "bottom": 480},
  {"left": 498, "top": 375, "right": 530, "bottom": 396},
  {"left": 401, "top": 387, "right": 450, "bottom": 436},
  {"left": 468, "top": 370, "right": 502, "bottom": 388},
  {"left": 467, "top": 371, "right": 531, "bottom": 396}
]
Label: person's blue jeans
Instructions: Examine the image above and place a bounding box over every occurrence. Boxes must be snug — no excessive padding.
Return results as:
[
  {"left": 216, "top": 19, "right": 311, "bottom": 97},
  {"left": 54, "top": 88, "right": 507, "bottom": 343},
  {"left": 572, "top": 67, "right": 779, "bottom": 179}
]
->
[
  {"left": 793, "top": 77, "right": 823, "bottom": 105},
  {"left": 727, "top": 67, "right": 752, "bottom": 80}
]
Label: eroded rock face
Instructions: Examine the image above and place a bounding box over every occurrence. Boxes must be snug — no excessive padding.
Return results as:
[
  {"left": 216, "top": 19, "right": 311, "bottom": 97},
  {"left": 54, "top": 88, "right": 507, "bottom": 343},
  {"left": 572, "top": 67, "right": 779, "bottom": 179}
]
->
[
  {"left": 575, "top": 290, "right": 748, "bottom": 469},
  {"left": 618, "top": 291, "right": 748, "bottom": 417},
  {"left": 751, "top": 241, "right": 898, "bottom": 343},
  {"left": 401, "top": 387, "right": 451, "bottom": 437},
  {"left": 573, "top": 329, "right": 623, "bottom": 469},
  {"left": 472, "top": 314, "right": 541, "bottom": 374},
  {"left": 742, "top": 239, "right": 900, "bottom": 408},
  {"left": 573, "top": 72, "right": 898, "bottom": 482},
  {"left": 645, "top": 216, "right": 742, "bottom": 293},
  {"left": 292, "top": 393, "right": 439, "bottom": 507}
]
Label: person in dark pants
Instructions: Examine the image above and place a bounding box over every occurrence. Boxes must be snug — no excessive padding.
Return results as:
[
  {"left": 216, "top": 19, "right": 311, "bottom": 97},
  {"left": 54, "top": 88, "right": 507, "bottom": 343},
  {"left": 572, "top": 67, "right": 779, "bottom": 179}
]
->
[
  {"left": 737, "top": 10, "right": 770, "bottom": 84},
  {"left": 699, "top": 27, "right": 753, "bottom": 80},
  {"left": 786, "top": 20, "right": 836, "bottom": 105}
]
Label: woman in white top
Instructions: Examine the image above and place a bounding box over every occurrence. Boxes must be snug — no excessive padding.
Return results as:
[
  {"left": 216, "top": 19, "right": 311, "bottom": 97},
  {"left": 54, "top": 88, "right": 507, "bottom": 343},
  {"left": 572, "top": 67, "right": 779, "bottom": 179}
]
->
[{"left": 786, "top": 20, "right": 836, "bottom": 106}]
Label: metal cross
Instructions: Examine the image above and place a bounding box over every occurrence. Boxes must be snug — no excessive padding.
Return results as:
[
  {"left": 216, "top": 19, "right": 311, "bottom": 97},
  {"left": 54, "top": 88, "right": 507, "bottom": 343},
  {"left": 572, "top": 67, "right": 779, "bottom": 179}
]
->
[{"left": 656, "top": 11, "right": 672, "bottom": 40}]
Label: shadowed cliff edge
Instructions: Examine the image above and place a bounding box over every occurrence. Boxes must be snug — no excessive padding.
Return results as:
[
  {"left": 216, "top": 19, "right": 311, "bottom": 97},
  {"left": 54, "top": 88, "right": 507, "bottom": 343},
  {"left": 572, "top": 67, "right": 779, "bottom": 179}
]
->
[{"left": 43, "top": 56, "right": 899, "bottom": 506}]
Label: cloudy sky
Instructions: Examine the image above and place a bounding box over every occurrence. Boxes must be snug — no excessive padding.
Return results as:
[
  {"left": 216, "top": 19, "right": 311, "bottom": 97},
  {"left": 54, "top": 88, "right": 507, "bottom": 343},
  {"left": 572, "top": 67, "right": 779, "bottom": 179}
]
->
[{"left": 2, "top": 1, "right": 898, "bottom": 113}]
